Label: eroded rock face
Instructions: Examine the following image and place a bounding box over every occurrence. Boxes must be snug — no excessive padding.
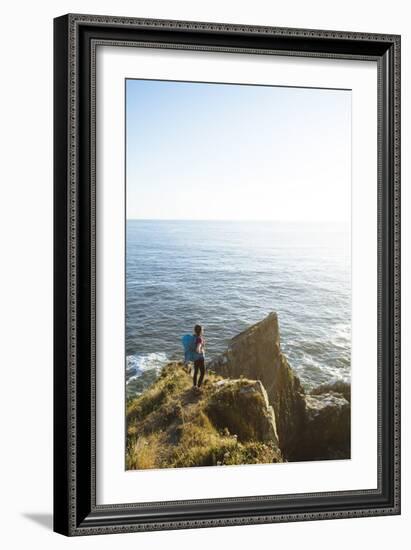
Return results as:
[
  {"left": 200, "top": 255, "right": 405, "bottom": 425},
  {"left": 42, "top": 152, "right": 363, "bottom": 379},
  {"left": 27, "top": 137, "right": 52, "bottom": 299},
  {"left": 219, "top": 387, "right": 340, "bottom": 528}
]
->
[
  {"left": 299, "top": 391, "right": 351, "bottom": 460},
  {"left": 209, "top": 312, "right": 306, "bottom": 458},
  {"left": 310, "top": 380, "right": 351, "bottom": 403},
  {"left": 206, "top": 379, "right": 280, "bottom": 448},
  {"left": 209, "top": 312, "right": 351, "bottom": 461}
]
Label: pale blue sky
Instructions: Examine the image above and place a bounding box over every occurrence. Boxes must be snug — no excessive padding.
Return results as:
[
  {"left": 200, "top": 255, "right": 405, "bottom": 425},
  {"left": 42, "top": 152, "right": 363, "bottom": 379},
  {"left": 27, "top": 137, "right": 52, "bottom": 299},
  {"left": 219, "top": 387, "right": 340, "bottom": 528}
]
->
[{"left": 126, "top": 79, "right": 351, "bottom": 222}]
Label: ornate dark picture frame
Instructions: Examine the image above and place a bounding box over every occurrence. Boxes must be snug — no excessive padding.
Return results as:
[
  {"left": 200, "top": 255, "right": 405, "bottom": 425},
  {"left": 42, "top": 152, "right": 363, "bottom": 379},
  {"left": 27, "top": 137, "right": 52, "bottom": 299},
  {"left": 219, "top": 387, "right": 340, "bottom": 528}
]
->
[{"left": 53, "top": 13, "right": 401, "bottom": 536}]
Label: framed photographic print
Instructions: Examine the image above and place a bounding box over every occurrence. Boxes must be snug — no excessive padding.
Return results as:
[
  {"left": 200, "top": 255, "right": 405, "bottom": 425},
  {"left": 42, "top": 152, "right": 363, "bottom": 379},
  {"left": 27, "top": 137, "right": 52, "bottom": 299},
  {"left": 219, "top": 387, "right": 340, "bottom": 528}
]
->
[{"left": 53, "top": 14, "right": 401, "bottom": 536}]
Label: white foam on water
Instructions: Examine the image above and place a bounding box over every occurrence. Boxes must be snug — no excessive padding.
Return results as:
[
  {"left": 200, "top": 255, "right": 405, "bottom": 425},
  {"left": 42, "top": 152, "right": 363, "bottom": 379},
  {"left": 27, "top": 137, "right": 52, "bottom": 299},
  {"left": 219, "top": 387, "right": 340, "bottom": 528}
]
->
[{"left": 126, "top": 352, "right": 169, "bottom": 383}]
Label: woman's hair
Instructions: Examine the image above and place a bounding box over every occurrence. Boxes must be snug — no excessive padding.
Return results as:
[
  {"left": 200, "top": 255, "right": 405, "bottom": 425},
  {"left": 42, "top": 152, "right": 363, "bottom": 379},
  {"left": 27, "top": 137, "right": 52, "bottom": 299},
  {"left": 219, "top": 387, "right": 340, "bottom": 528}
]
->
[{"left": 194, "top": 324, "right": 202, "bottom": 336}]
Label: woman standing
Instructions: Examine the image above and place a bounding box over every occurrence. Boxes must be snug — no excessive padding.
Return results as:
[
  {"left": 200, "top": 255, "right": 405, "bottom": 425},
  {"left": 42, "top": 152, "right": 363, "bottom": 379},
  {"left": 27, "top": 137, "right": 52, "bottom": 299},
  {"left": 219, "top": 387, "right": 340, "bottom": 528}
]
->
[{"left": 193, "top": 324, "right": 205, "bottom": 389}]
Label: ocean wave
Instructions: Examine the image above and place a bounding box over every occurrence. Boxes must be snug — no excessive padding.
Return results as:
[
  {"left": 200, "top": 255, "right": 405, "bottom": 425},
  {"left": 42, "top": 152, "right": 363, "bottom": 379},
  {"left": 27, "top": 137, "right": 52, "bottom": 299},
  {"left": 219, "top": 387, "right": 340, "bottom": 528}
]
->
[{"left": 126, "top": 352, "right": 169, "bottom": 383}]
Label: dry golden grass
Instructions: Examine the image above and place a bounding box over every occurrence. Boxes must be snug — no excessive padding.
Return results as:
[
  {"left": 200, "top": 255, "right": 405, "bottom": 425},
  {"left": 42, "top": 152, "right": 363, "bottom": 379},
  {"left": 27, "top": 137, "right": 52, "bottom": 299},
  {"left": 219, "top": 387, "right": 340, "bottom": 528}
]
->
[{"left": 126, "top": 362, "right": 282, "bottom": 470}]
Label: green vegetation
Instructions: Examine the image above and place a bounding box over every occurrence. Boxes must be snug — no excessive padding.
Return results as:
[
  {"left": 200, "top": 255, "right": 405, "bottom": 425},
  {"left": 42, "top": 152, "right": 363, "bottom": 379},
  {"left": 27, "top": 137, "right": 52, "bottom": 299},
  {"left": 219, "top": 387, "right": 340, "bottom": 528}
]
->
[{"left": 126, "top": 363, "right": 282, "bottom": 469}]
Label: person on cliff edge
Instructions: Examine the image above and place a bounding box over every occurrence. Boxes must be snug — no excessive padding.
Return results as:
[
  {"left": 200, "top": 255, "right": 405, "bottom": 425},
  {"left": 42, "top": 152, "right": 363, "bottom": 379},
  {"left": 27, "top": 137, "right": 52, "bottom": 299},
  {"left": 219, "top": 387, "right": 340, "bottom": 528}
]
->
[{"left": 192, "top": 324, "right": 206, "bottom": 390}]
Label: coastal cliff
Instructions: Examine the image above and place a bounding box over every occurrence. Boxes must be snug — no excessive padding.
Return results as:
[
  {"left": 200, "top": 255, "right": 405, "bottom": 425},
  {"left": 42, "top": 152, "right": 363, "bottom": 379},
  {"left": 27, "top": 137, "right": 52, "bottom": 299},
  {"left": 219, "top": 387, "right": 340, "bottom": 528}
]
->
[
  {"left": 209, "top": 313, "right": 306, "bottom": 458},
  {"left": 126, "top": 312, "right": 350, "bottom": 469},
  {"left": 127, "top": 364, "right": 282, "bottom": 469},
  {"left": 209, "top": 312, "right": 351, "bottom": 461}
]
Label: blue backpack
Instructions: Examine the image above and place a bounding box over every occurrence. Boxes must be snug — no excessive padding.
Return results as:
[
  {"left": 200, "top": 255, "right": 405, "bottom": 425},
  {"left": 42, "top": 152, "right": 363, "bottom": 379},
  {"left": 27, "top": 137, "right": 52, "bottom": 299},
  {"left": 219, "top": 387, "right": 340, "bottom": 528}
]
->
[{"left": 182, "top": 334, "right": 199, "bottom": 362}]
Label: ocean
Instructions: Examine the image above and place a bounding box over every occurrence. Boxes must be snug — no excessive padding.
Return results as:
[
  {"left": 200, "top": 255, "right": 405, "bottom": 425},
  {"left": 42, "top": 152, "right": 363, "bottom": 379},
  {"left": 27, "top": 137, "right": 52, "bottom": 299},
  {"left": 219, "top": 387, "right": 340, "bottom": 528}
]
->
[{"left": 126, "top": 220, "right": 351, "bottom": 399}]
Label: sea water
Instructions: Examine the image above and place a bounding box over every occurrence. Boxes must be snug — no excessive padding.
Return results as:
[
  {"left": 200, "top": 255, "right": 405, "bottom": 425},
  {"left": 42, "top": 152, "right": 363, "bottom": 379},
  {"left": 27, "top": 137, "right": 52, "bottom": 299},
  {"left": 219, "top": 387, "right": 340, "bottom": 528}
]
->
[{"left": 126, "top": 220, "right": 351, "bottom": 398}]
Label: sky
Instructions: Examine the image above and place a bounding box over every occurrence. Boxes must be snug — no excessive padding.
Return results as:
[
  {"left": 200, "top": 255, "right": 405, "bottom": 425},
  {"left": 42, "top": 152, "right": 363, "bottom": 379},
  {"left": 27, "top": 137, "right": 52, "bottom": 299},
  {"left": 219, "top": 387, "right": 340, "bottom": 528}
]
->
[{"left": 126, "top": 79, "right": 351, "bottom": 222}]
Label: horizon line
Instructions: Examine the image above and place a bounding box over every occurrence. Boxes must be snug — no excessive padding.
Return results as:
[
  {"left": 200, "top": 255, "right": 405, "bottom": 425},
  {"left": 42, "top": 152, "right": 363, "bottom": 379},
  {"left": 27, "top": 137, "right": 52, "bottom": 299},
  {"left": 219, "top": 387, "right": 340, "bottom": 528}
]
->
[{"left": 126, "top": 218, "right": 349, "bottom": 224}]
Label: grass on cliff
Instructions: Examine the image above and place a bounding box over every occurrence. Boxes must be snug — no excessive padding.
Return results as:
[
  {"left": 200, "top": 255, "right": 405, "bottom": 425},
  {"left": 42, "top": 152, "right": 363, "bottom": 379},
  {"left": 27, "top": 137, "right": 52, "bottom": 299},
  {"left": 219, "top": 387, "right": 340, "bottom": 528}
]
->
[{"left": 126, "top": 363, "right": 281, "bottom": 470}]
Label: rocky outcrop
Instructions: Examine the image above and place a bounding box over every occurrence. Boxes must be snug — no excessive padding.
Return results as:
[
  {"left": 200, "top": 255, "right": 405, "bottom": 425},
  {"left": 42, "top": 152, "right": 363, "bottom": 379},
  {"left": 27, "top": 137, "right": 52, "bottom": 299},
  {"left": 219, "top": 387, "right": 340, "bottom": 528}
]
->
[
  {"left": 310, "top": 380, "right": 351, "bottom": 403},
  {"left": 209, "top": 312, "right": 350, "bottom": 461},
  {"left": 206, "top": 379, "right": 279, "bottom": 447},
  {"left": 126, "top": 363, "right": 283, "bottom": 469},
  {"left": 298, "top": 390, "right": 351, "bottom": 460},
  {"left": 209, "top": 312, "right": 306, "bottom": 458}
]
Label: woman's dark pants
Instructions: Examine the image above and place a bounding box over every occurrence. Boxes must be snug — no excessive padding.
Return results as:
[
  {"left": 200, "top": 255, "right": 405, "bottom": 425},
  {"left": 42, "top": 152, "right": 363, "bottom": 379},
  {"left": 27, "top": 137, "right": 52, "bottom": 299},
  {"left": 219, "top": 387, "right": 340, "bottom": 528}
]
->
[{"left": 193, "top": 358, "right": 205, "bottom": 387}]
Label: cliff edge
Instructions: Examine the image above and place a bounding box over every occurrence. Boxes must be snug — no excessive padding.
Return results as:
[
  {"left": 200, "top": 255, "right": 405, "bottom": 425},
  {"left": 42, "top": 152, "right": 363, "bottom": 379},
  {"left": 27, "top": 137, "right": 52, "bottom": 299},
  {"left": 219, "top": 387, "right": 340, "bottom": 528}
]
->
[
  {"left": 209, "top": 312, "right": 350, "bottom": 461},
  {"left": 126, "top": 363, "right": 283, "bottom": 469},
  {"left": 126, "top": 312, "right": 350, "bottom": 469}
]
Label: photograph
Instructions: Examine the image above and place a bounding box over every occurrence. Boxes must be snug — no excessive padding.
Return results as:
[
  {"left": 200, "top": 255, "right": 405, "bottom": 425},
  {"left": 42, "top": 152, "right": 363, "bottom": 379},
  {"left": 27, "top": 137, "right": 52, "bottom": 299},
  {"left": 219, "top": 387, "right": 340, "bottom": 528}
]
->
[
  {"left": 51, "top": 11, "right": 400, "bottom": 536},
  {"left": 125, "top": 78, "right": 352, "bottom": 470}
]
